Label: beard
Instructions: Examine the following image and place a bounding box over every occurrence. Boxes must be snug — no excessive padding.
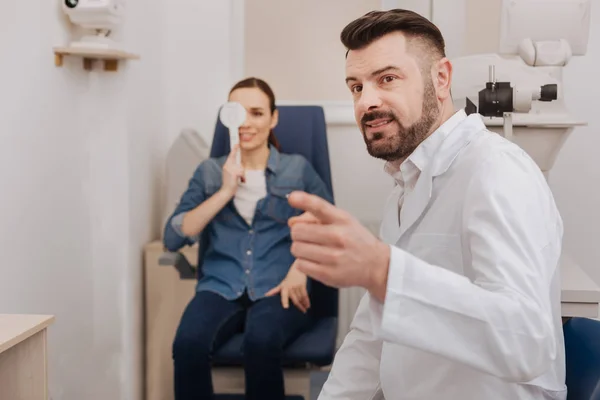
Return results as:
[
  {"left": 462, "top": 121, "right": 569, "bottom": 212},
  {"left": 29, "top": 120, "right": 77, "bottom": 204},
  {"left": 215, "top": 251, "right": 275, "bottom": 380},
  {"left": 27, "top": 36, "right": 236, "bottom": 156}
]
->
[{"left": 360, "top": 78, "right": 440, "bottom": 162}]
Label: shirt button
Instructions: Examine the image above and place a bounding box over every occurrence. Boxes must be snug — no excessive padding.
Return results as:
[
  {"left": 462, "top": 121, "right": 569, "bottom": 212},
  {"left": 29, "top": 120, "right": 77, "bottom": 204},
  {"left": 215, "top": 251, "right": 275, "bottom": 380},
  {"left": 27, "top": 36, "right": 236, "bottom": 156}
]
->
[
  {"left": 249, "top": 229, "right": 254, "bottom": 234},
  {"left": 245, "top": 269, "right": 250, "bottom": 274},
  {"left": 246, "top": 250, "right": 252, "bottom": 255}
]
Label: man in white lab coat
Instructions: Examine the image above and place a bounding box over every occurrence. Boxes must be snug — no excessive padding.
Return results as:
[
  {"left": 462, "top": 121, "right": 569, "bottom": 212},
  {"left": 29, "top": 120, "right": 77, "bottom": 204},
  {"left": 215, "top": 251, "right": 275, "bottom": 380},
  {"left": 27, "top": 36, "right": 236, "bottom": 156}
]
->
[{"left": 286, "top": 8, "right": 567, "bottom": 400}]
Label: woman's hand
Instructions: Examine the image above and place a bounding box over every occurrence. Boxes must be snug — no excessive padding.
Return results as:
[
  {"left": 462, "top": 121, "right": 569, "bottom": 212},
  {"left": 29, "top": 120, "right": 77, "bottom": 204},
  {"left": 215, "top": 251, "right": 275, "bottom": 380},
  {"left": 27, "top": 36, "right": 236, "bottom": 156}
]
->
[
  {"left": 220, "top": 145, "right": 245, "bottom": 196},
  {"left": 265, "top": 261, "right": 311, "bottom": 313}
]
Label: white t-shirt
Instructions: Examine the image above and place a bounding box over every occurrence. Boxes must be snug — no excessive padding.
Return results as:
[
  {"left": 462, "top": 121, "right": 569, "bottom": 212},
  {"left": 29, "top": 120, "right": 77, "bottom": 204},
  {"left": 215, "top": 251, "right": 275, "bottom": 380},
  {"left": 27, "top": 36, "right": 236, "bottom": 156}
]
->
[{"left": 233, "top": 169, "right": 267, "bottom": 225}]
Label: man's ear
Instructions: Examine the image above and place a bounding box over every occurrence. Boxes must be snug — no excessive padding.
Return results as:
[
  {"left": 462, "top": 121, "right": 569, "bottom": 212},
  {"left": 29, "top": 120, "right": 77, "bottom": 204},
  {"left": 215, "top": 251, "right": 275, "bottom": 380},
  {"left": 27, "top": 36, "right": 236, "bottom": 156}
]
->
[
  {"left": 270, "top": 108, "right": 279, "bottom": 129},
  {"left": 434, "top": 57, "right": 452, "bottom": 101}
]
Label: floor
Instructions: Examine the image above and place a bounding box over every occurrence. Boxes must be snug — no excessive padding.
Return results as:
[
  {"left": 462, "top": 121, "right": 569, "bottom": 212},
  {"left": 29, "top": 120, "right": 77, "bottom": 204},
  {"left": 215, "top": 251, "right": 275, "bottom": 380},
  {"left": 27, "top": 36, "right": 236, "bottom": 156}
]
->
[
  {"left": 310, "top": 371, "right": 329, "bottom": 399},
  {"left": 214, "top": 370, "right": 330, "bottom": 400}
]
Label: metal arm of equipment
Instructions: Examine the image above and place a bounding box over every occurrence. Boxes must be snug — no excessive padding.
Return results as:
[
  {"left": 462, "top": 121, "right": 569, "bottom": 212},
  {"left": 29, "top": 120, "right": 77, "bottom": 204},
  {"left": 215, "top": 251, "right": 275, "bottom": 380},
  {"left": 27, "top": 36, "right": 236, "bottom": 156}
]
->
[{"left": 158, "top": 251, "right": 196, "bottom": 280}]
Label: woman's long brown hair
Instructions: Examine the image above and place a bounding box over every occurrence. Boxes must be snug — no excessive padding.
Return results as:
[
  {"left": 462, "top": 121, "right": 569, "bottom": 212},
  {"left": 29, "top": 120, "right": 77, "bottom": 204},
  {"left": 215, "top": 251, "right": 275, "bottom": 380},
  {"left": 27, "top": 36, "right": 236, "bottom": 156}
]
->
[{"left": 229, "top": 77, "right": 281, "bottom": 150}]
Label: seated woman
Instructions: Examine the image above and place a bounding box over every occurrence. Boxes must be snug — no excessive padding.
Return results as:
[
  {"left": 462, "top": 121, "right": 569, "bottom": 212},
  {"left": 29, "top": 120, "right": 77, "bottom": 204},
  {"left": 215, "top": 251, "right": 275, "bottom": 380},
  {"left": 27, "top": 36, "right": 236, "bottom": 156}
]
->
[{"left": 163, "top": 77, "right": 333, "bottom": 400}]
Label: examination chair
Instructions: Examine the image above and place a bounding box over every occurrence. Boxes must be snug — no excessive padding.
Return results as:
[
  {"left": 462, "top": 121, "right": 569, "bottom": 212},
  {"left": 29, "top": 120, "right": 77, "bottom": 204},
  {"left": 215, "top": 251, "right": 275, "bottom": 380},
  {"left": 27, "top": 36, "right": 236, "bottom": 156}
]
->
[
  {"left": 564, "top": 317, "right": 600, "bottom": 400},
  {"left": 163, "top": 105, "right": 338, "bottom": 400}
]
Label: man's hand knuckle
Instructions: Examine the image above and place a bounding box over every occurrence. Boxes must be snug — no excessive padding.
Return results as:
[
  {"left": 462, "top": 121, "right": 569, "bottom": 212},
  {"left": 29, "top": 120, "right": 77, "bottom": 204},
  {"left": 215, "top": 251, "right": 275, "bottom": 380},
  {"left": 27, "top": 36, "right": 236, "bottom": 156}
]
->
[
  {"left": 290, "top": 242, "right": 299, "bottom": 255},
  {"left": 318, "top": 203, "right": 329, "bottom": 215},
  {"left": 332, "top": 230, "right": 345, "bottom": 247},
  {"left": 332, "top": 249, "right": 344, "bottom": 263},
  {"left": 291, "top": 224, "right": 302, "bottom": 237}
]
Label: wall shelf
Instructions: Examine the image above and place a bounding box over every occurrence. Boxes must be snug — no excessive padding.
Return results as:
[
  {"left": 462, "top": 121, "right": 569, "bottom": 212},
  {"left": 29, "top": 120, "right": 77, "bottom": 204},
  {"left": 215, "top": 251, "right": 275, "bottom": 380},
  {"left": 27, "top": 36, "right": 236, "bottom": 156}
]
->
[{"left": 53, "top": 46, "right": 140, "bottom": 72}]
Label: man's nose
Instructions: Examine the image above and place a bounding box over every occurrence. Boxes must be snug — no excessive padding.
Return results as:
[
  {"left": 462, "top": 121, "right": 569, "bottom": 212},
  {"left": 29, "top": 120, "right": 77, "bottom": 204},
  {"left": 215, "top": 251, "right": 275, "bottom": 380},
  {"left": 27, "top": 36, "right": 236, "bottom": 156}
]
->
[{"left": 357, "top": 85, "right": 383, "bottom": 113}]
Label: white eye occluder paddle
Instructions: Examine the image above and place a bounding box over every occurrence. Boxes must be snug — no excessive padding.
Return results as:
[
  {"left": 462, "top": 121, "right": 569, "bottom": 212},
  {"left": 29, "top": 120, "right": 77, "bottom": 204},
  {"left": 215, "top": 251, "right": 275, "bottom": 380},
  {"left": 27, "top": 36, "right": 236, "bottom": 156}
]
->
[{"left": 219, "top": 101, "right": 247, "bottom": 166}]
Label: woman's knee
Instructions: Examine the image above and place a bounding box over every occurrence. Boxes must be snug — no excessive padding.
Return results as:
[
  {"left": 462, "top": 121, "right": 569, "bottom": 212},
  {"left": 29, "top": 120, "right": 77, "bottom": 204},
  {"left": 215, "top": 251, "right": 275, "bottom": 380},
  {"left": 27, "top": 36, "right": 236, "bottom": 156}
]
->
[
  {"left": 172, "top": 330, "right": 212, "bottom": 361},
  {"left": 243, "top": 327, "right": 284, "bottom": 356}
]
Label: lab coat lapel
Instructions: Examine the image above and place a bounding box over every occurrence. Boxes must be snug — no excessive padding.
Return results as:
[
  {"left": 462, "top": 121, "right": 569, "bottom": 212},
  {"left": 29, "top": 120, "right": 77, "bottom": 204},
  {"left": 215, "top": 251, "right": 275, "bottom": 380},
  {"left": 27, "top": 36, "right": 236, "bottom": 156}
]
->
[
  {"left": 397, "top": 168, "right": 433, "bottom": 240},
  {"left": 379, "top": 185, "right": 403, "bottom": 244},
  {"left": 397, "top": 112, "right": 485, "bottom": 241}
]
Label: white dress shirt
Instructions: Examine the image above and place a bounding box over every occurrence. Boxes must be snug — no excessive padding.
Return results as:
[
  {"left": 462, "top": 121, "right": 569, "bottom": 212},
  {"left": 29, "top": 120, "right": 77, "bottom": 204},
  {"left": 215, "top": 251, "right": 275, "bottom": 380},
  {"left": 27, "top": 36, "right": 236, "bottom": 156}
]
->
[{"left": 318, "top": 109, "right": 566, "bottom": 400}]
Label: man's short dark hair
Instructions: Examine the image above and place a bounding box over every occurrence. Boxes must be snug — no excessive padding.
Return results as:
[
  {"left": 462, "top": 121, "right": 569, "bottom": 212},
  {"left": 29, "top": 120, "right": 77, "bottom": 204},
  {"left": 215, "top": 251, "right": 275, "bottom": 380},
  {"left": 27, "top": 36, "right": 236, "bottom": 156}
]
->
[{"left": 341, "top": 9, "right": 446, "bottom": 64}]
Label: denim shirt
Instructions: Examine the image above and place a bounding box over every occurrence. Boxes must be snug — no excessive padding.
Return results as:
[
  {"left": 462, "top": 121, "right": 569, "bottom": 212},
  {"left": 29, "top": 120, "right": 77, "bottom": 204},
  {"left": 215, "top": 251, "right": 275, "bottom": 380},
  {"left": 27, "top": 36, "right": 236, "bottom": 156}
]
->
[{"left": 163, "top": 146, "right": 334, "bottom": 301}]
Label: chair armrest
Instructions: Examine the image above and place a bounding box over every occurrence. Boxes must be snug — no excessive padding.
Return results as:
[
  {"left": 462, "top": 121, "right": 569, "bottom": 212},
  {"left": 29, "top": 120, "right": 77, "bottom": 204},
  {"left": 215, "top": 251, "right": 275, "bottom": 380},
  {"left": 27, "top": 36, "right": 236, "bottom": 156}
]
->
[{"left": 159, "top": 251, "right": 196, "bottom": 280}]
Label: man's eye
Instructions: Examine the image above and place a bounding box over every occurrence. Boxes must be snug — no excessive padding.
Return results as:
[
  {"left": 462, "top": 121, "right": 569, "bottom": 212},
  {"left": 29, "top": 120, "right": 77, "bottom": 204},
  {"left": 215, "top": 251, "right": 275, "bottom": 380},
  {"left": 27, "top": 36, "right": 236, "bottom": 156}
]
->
[
  {"left": 382, "top": 75, "right": 396, "bottom": 83},
  {"left": 351, "top": 85, "right": 363, "bottom": 94}
]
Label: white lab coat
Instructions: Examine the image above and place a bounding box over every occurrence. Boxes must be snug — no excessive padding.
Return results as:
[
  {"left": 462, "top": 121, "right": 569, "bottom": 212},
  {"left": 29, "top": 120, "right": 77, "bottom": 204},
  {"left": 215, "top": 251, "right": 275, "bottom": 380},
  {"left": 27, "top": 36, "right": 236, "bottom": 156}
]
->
[{"left": 319, "top": 110, "right": 567, "bottom": 400}]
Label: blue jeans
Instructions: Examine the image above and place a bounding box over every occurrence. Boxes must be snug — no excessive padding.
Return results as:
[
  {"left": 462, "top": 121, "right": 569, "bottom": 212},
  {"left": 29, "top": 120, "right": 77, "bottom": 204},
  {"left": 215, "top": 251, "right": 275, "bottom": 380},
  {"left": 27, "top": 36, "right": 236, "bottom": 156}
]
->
[{"left": 172, "top": 290, "right": 311, "bottom": 400}]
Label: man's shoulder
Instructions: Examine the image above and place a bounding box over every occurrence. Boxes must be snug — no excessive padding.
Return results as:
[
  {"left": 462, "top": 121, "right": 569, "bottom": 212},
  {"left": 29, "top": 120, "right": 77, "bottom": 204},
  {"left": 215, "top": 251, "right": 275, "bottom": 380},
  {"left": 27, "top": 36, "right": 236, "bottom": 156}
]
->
[
  {"left": 458, "top": 128, "right": 563, "bottom": 245},
  {"left": 460, "top": 129, "right": 542, "bottom": 177},
  {"left": 456, "top": 129, "right": 555, "bottom": 209}
]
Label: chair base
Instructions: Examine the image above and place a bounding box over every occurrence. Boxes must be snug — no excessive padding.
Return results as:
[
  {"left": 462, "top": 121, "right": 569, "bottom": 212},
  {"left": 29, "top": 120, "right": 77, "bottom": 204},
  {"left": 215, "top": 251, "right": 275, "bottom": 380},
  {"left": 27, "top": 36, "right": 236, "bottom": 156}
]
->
[{"left": 212, "top": 367, "right": 312, "bottom": 400}]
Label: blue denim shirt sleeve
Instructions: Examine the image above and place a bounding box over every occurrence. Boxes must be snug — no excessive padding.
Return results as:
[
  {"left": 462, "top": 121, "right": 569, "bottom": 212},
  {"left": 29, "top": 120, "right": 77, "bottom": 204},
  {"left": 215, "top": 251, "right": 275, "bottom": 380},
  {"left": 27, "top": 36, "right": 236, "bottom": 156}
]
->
[
  {"left": 302, "top": 160, "right": 334, "bottom": 204},
  {"left": 163, "top": 162, "right": 208, "bottom": 252}
]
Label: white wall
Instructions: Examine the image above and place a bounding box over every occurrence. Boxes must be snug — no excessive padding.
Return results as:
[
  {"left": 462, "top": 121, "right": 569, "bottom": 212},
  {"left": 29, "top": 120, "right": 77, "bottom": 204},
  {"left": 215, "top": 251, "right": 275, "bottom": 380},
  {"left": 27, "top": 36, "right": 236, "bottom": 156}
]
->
[
  {"left": 244, "top": 0, "right": 380, "bottom": 101},
  {"left": 0, "top": 1, "right": 234, "bottom": 399},
  {"left": 163, "top": 1, "right": 240, "bottom": 147},
  {"left": 0, "top": 1, "right": 159, "bottom": 399},
  {"left": 550, "top": 18, "right": 599, "bottom": 284}
]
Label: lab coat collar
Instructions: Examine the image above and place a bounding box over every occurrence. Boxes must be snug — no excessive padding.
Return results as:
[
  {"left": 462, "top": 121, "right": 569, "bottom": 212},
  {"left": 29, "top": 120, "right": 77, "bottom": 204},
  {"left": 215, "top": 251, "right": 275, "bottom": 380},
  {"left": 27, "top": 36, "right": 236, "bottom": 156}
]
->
[
  {"left": 429, "top": 109, "right": 484, "bottom": 177},
  {"left": 383, "top": 109, "right": 468, "bottom": 184},
  {"left": 395, "top": 109, "right": 485, "bottom": 240},
  {"left": 407, "top": 108, "right": 468, "bottom": 175}
]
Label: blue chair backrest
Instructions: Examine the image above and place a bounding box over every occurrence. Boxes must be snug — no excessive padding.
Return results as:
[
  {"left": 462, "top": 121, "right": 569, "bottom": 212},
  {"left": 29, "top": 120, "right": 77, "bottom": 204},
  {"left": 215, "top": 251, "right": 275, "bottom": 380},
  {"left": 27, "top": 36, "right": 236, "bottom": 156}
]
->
[
  {"left": 564, "top": 317, "right": 600, "bottom": 400},
  {"left": 209, "top": 105, "right": 338, "bottom": 320}
]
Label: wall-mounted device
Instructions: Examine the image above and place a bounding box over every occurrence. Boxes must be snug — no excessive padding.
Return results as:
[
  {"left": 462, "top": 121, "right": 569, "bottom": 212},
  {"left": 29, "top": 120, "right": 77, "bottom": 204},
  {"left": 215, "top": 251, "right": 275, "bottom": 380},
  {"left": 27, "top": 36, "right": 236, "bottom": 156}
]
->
[
  {"left": 468, "top": 65, "right": 558, "bottom": 118},
  {"left": 463, "top": 63, "right": 560, "bottom": 144},
  {"left": 55, "top": 0, "right": 138, "bottom": 72},
  {"left": 62, "top": 0, "right": 125, "bottom": 50},
  {"left": 452, "top": 0, "right": 590, "bottom": 178}
]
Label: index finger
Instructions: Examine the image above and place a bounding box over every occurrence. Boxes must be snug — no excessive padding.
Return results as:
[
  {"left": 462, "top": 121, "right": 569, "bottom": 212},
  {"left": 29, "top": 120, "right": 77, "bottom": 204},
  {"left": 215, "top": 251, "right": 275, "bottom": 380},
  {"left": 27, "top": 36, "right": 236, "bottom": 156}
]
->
[
  {"left": 265, "top": 285, "right": 281, "bottom": 297},
  {"left": 288, "top": 211, "right": 320, "bottom": 228},
  {"left": 281, "top": 286, "right": 290, "bottom": 309},
  {"left": 288, "top": 191, "right": 345, "bottom": 224},
  {"left": 226, "top": 144, "right": 240, "bottom": 162}
]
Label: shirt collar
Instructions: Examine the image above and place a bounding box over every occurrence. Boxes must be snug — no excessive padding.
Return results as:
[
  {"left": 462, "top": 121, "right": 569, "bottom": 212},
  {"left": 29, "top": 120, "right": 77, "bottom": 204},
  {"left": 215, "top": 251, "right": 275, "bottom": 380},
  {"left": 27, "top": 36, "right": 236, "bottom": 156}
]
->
[
  {"left": 384, "top": 109, "right": 467, "bottom": 184},
  {"left": 266, "top": 144, "right": 280, "bottom": 174}
]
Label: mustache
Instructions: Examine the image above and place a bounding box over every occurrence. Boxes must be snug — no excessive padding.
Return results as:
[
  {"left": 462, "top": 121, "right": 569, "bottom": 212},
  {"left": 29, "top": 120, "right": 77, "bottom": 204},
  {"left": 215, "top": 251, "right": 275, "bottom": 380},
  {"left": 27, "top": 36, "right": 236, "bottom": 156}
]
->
[{"left": 361, "top": 110, "right": 397, "bottom": 127}]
